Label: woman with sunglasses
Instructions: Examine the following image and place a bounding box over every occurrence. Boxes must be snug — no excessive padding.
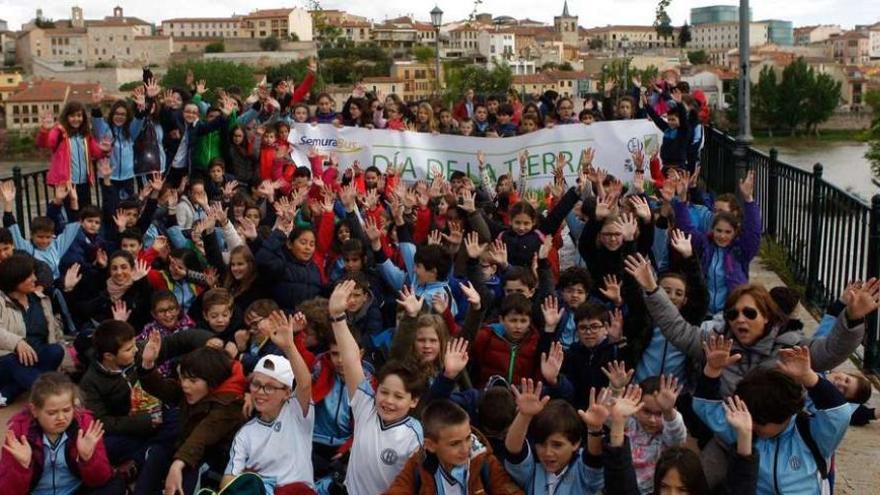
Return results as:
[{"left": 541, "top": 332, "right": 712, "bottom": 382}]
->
[{"left": 624, "top": 252, "right": 876, "bottom": 397}]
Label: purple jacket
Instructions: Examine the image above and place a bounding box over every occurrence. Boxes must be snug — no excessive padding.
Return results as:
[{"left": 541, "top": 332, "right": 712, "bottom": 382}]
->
[{"left": 673, "top": 199, "right": 762, "bottom": 295}]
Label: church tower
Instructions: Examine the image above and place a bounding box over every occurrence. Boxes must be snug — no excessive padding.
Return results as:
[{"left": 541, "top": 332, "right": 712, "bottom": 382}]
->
[{"left": 554, "top": 1, "right": 578, "bottom": 46}]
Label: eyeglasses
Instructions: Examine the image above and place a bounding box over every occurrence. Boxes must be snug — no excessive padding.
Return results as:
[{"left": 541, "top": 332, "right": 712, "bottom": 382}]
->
[
  {"left": 577, "top": 323, "right": 606, "bottom": 333},
  {"left": 724, "top": 307, "right": 759, "bottom": 321},
  {"left": 249, "top": 381, "right": 287, "bottom": 394},
  {"left": 248, "top": 317, "right": 265, "bottom": 330},
  {"left": 155, "top": 306, "right": 179, "bottom": 315},
  {"left": 600, "top": 232, "right": 623, "bottom": 238}
]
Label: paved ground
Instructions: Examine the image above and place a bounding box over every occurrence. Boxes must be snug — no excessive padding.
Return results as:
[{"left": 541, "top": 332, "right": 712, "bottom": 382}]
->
[{"left": 0, "top": 256, "right": 878, "bottom": 490}]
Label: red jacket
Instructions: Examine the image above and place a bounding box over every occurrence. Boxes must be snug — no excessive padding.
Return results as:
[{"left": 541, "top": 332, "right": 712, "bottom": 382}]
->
[
  {"left": 471, "top": 323, "right": 540, "bottom": 388},
  {"left": 37, "top": 126, "right": 107, "bottom": 186},
  {"left": 0, "top": 409, "right": 113, "bottom": 493}
]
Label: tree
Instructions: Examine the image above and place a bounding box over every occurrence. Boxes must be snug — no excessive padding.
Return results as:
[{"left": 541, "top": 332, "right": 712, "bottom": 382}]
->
[
  {"left": 266, "top": 59, "right": 325, "bottom": 93},
  {"left": 308, "top": 1, "right": 344, "bottom": 48},
  {"left": 317, "top": 44, "right": 392, "bottom": 85},
  {"left": 205, "top": 42, "right": 225, "bottom": 53},
  {"left": 589, "top": 38, "right": 604, "bottom": 50},
  {"left": 867, "top": 91, "right": 880, "bottom": 179},
  {"left": 260, "top": 36, "right": 281, "bottom": 52},
  {"left": 679, "top": 23, "right": 692, "bottom": 48},
  {"left": 412, "top": 46, "right": 436, "bottom": 65},
  {"left": 803, "top": 72, "right": 841, "bottom": 135},
  {"left": 559, "top": 62, "right": 575, "bottom": 71},
  {"left": 162, "top": 60, "right": 255, "bottom": 102},
  {"left": 654, "top": 0, "right": 674, "bottom": 39},
  {"left": 777, "top": 58, "right": 813, "bottom": 135},
  {"left": 752, "top": 66, "right": 780, "bottom": 135},
  {"left": 444, "top": 64, "right": 512, "bottom": 105},
  {"left": 118, "top": 80, "right": 144, "bottom": 92},
  {"left": 687, "top": 50, "right": 709, "bottom": 65}
]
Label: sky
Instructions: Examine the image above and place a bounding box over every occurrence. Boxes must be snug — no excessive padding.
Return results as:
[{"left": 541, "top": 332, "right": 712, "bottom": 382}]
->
[{"left": 1, "top": 0, "right": 877, "bottom": 32}]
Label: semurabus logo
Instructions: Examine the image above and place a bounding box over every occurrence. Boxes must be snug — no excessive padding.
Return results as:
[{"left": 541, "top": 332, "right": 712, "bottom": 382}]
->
[{"left": 298, "top": 136, "right": 364, "bottom": 153}]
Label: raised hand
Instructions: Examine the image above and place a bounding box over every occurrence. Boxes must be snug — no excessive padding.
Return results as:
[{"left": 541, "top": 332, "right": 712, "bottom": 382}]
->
[
  {"left": 329, "top": 279, "right": 356, "bottom": 317},
  {"left": 459, "top": 281, "right": 481, "bottom": 310},
  {"left": 723, "top": 395, "right": 752, "bottom": 435},
  {"left": 477, "top": 150, "right": 487, "bottom": 168},
  {"left": 427, "top": 229, "right": 443, "bottom": 246},
  {"left": 537, "top": 234, "right": 553, "bottom": 260},
  {"left": 578, "top": 387, "right": 613, "bottom": 431},
  {"left": 396, "top": 285, "right": 424, "bottom": 318},
  {"left": 540, "top": 341, "right": 565, "bottom": 386},
  {"left": 0, "top": 180, "right": 16, "bottom": 205},
  {"left": 40, "top": 109, "right": 56, "bottom": 130},
  {"left": 624, "top": 253, "right": 657, "bottom": 292},
  {"left": 580, "top": 147, "right": 596, "bottom": 172},
  {"left": 618, "top": 213, "right": 638, "bottom": 241},
  {"left": 463, "top": 231, "right": 485, "bottom": 259},
  {"left": 595, "top": 194, "right": 615, "bottom": 220},
  {"left": 654, "top": 375, "right": 681, "bottom": 417},
  {"left": 431, "top": 291, "right": 450, "bottom": 315},
  {"left": 629, "top": 195, "right": 651, "bottom": 222},
  {"left": 268, "top": 310, "right": 296, "bottom": 351},
  {"left": 738, "top": 170, "right": 755, "bottom": 203},
  {"left": 601, "top": 360, "right": 634, "bottom": 390},
  {"left": 3, "top": 430, "right": 33, "bottom": 468},
  {"left": 363, "top": 216, "right": 382, "bottom": 247},
  {"left": 845, "top": 278, "right": 880, "bottom": 320},
  {"left": 541, "top": 295, "right": 564, "bottom": 330},
  {"left": 141, "top": 330, "right": 162, "bottom": 370},
  {"left": 610, "top": 385, "right": 643, "bottom": 421},
  {"left": 607, "top": 308, "right": 624, "bottom": 343},
  {"left": 76, "top": 419, "right": 104, "bottom": 462},
  {"left": 512, "top": 378, "right": 549, "bottom": 417},
  {"left": 63, "top": 263, "right": 82, "bottom": 292},
  {"left": 702, "top": 335, "right": 742, "bottom": 378},
  {"left": 441, "top": 221, "right": 464, "bottom": 246},
  {"left": 598, "top": 274, "right": 623, "bottom": 306},
  {"left": 111, "top": 300, "right": 131, "bottom": 322},
  {"left": 443, "top": 338, "right": 470, "bottom": 379},
  {"left": 776, "top": 346, "right": 818, "bottom": 387},
  {"left": 459, "top": 189, "right": 476, "bottom": 213},
  {"left": 669, "top": 229, "right": 693, "bottom": 258},
  {"left": 487, "top": 239, "right": 508, "bottom": 269}
]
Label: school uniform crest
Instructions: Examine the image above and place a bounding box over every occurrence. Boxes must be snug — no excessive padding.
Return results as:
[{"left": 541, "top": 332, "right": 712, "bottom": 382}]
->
[
  {"left": 789, "top": 455, "right": 803, "bottom": 471},
  {"left": 380, "top": 448, "right": 399, "bottom": 465}
]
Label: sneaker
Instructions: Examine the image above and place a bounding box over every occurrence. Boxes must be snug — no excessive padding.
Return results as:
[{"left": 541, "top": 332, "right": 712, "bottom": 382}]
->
[{"left": 0, "top": 393, "right": 7, "bottom": 408}]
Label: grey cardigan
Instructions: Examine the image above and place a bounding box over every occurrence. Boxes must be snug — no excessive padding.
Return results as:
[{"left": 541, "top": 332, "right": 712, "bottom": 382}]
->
[{"left": 642, "top": 288, "right": 864, "bottom": 396}]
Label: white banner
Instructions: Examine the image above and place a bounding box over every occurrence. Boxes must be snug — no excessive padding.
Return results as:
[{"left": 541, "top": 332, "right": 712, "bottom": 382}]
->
[{"left": 289, "top": 121, "right": 662, "bottom": 190}]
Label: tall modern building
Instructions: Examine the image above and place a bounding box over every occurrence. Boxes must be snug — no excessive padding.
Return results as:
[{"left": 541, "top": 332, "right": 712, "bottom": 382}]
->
[
  {"left": 690, "top": 5, "right": 752, "bottom": 25},
  {"left": 760, "top": 19, "right": 794, "bottom": 46}
]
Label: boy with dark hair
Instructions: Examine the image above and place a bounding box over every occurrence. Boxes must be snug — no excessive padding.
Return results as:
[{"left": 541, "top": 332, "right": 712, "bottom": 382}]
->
[
  {"left": 80, "top": 319, "right": 213, "bottom": 494},
  {"left": 494, "top": 104, "right": 518, "bottom": 137},
  {"left": 473, "top": 104, "right": 492, "bottom": 136},
  {"left": 553, "top": 267, "right": 595, "bottom": 350},
  {"left": 198, "top": 288, "right": 243, "bottom": 354},
  {"left": 385, "top": 399, "right": 522, "bottom": 494},
  {"left": 119, "top": 228, "right": 144, "bottom": 258},
  {"left": 335, "top": 273, "right": 383, "bottom": 345},
  {"left": 503, "top": 381, "right": 603, "bottom": 494},
  {"left": 557, "top": 302, "right": 622, "bottom": 410},
  {"left": 327, "top": 280, "right": 426, "bottom": 494},
  {"left": 0, "top": 227, "right": 13, "bottom": 261},
  {"left": 694, "top": 339, "right": 851, "bottom": 493}
]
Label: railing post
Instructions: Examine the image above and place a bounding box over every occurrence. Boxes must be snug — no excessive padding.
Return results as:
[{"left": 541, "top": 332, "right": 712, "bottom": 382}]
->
[
  {"left": 767, "top": 149, "right": 779, "bottom": 237},
  {"left": 805, "top": 163, "right": 824, "bottom": 304},
  {"left": 11, "top": 167, "right": 24, "bottom": 227},
  {"left": 864, "top": 194, "right": 880, "bottom": 372}
]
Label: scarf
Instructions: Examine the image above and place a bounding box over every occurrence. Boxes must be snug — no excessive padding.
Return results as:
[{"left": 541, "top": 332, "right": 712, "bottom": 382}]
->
[{"left": 107, "top": 276, "right": 133, "bottom": 302}]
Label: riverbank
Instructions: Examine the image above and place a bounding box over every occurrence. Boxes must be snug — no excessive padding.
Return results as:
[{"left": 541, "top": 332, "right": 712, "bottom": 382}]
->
[{"left": 752, "top": 129, "right": 871, "bottom": 147}]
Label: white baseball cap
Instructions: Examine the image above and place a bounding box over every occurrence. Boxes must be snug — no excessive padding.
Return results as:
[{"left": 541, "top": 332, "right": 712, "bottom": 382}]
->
[{"left": 253, "top": 355, "right": 294, "bottom": 389}]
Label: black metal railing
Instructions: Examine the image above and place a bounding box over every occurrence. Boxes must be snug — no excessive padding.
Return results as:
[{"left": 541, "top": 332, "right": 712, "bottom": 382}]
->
[{"left": 701, "top": 127, "right": 880, "bottom": 373}]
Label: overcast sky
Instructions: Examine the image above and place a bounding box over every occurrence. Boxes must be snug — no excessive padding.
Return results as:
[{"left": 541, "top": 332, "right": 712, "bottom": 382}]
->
[{"left": 1, "top": 0, "right": 877, "bottom": 32}]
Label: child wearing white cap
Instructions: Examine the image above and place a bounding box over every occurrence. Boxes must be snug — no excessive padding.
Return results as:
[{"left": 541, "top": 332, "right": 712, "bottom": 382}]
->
[{"left": 222, "top": 311, "right": 316, "bottom": 495}]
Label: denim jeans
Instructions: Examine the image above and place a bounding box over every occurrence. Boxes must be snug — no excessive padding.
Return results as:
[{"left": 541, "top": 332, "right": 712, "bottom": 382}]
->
[{"left": 0, "top": 343, "right": 65, "bottom": 401}]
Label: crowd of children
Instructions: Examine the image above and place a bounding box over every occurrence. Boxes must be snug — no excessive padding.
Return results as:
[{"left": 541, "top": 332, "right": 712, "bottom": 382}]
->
[{"left": 0, "top": 65, "right": 876, "bottom": 495}]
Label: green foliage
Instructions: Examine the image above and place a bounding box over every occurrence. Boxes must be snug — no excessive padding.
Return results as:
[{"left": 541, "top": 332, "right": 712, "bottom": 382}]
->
[
  {"left": 317, "top": 44, "right": 392, "bottom": 85},
  {"left": 759, "top": 238, "right": 806, "bottom": 300},
  {"left": 289, "top": 33, "right": 300, "bottom": 42},
  {"left": 2, "top": 131, "right": 37, "bottom": 157},
  {"left": 559, "top": 62, "right": 574, "bottom": 71},
  {"left": 412, "top": 46, "right": 436, "bottom": 65},
  {"left": 654, "top": 0, "right": 674, "bottom": 39},
  {"left": 753, "top": 66, "right": 779, "bottom": 134},
  {"left": 162, "top": 60, "right": 255, "bottom": 102},
  {"left": 444, "top": 64, "right": 512, "bottom": 105},
  {"left": 63, "top": 61, "right": 75, "bottom": 67},
  {"left": 259, "top": 36, "right": 281, "bottom": 52},
  {"left": 118, "top": 80, "right": 143, "bottom": 92},
  {"left": 309, "top": 2, "right": 344, "bottom": 48},
  {"left": 588, "top": 38, "right": 604, "bottom": 50},
  {"left": 803, "top": 73, "right": 841, "bottom": 135},
  {"left": 205, "top": 42, "right": 225, "bottom": 54},
  {"left": 94, "top": 61, "right": 115, "bottom": 68},
  {"left": 687, "top": 50, "right": 708, "bottom": 65},
  {"left": 865, "top": 90, "right": 880, "bottom": 179},
  {"left": 265, "top": 59, "right": 325, "bottom": 93},
  {"left": 866, "top": 89, "right": 880, "bottom": 114},
  {"left": 679, "top": 23, "right": 692, "bottom": 48}
]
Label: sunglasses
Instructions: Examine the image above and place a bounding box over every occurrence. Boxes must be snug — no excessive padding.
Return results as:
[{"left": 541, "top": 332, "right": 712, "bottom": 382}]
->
[{"left": 724, "top": 307, "right": 759, "bottom": 321}]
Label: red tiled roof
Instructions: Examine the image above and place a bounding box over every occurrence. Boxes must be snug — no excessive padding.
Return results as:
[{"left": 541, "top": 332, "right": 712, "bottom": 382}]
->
[
  {"left": 512, "top": 73, "right": 553, "bottom": 84},
  {"left": 163, "top": 17, "right": 240, "bottom": 24},
  {"left": 7, "top": 81, "right": 69, "bottom": 103},
  {"left": 246, "top": 9, "right": 294, "bottom": 19},
  {"left": 545, "top": 70, "right": 590, "bottom": 80}
]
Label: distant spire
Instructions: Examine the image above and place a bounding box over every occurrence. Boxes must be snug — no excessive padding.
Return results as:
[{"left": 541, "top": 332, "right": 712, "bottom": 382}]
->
[{"left": 562, "top": 0, "right": 570, "bottom": 17}]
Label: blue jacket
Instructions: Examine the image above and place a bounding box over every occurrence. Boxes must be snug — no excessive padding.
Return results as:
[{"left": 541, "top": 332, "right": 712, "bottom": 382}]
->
[
  {"left": 4, "top": 209, "right": 81, "bottom": 280},
  {"left": 92, "top": 115, "right": 145, "bottom": 181},
  {"left": 502, "top": 442, "right": 603, "bottom": 495},
  {"left": 373, "top": 239, "right": 455, "bottom": 315},
  {"left": 694, "top": 374, "right": 850, "bottom": 495}
]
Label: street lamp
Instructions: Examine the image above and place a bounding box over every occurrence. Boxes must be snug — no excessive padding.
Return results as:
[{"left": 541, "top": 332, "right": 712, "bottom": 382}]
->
[
  {"left": 735, "top": 0, "right": 752, "bottom": 178},
  {"left": 431, "top": 5, "right": 443, "bottom": 92}
]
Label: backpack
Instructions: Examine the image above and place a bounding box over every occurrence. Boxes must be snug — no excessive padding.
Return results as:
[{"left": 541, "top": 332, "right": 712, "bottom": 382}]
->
[
  {"left": 795, "top": 412, "right": 828, "bottom": 480},
  {"left": 134, "top": 121, "right": 162, "bottom": 175}
]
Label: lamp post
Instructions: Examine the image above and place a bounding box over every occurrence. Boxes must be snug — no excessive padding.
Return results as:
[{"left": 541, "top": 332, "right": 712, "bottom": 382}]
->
[
  {"left": 431, "top": 5, "right": 443, "bottom": 93},
  {"left": 621, "top": 36, "right": 630, "bottom": 92},
  {"left": 734, "top": 0, "right": 752, "bottom": 180}
]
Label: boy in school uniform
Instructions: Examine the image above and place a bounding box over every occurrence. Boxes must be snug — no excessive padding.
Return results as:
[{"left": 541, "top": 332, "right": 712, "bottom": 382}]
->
[{"left": 328, "top": 280, "right": 426, "bottom": 495}]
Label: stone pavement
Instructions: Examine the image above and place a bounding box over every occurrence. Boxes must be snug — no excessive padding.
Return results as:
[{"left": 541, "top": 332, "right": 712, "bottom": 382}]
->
[
  {"left": 0, "top": 257, "right": 878, "bottom": 490},
  {"left": 748, "top": 258, "right": 880, "bottom": 494}
]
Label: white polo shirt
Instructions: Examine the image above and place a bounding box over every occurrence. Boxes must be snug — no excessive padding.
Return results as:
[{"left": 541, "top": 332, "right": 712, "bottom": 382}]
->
[
  {"left": 344, "top": 379, "right": 423, "bottom": 495},
  {"left": 225, "top": 398, "right": 315, "bottom": 490}
]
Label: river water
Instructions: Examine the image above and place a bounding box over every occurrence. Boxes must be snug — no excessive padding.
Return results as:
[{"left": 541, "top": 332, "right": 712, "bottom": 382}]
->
[{"left": 753, "top": 141, "right": 876, "bottom": 203}]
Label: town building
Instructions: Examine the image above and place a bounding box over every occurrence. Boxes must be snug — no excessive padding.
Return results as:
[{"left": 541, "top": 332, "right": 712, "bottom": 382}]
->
[
  {"left": 690, "top": 5, "right": 751, "bottom": 25},
  {"left": 856, "top": 22, "right": 880, "bottom": 59},
  {"left": 690, "top": 22, "right": 770, "bottom": 51},
  {"left": 389, "top": 60, "right": 443, "bottom": 101},
  {"left": 553, "top": 1, "right": 578, "bottom": 47},
  {"left": 0, "top": 71, "right": 24, "bottom": 120},
  {"left": 583, "top": 25, "right": 679, "bottom": 50},
  {"left": 239, "top": 8, "right": 313, "bottom": 41},
  {"left": 160, "top": 17, "right": 242, "bottom": 38},
  {"left": 1, "top": 29, "right": 16, "bottom": 66},
  {"left": 4, "top": 80, "right": 99, "bottom": 130},
  {"left": 511, "top": 69, "right": 593, "bottom": 99},
  {"left": 832, "top": 31, "right": 870, "bottom": 64},
  {"left": 794, "top": 25, "right": 843, "bottom": 45}
]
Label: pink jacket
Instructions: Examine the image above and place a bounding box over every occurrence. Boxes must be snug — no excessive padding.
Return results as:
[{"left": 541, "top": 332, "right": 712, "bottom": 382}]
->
[
  {"left": 0, "top": 408, "right": 113, "bottom": 493},
  {"left": 36, "top": 125, "right": 106, "bottom": 186}
]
